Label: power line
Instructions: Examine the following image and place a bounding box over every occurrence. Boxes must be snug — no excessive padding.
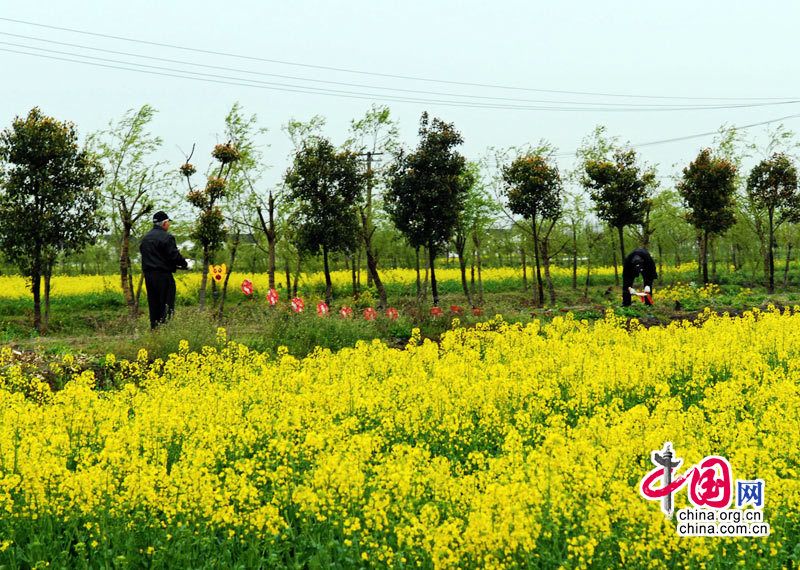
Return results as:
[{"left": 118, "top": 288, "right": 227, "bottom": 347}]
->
[
  {"left": 4, "top": 44, "right": 800, "bottom": 114},
  {"left": 553, "top": 112, "right": 800, "bottom": 157},
  {"left": 3, "top": 18, "right": 798, "bottom": 166},
  {"left": 4, "top": 46, "right": 647, "bottom": 111},
  {"left": 5, "top": 31, "right": 795, "bottom": 110},
  {"left": 0, "top": 16, "right": 795, "bottom": 103}
]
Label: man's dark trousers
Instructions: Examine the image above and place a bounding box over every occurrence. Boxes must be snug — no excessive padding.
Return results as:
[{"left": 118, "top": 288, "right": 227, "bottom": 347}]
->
[{"left": 144, "top": 271, "right": 177, "bottom": 329}]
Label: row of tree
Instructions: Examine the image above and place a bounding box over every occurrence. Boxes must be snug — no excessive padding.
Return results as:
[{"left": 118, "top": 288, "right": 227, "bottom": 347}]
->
[{"left": 1, "top": 104, "right": 799, "bottom": 332}]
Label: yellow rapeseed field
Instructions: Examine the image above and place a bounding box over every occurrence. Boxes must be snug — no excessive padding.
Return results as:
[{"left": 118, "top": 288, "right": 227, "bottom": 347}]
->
[
  {"left": 0, "top": 307, "right": 797, "bottom": 567},
  {"left": 0, "top": 263, "right": 698, "bottom": 300}
]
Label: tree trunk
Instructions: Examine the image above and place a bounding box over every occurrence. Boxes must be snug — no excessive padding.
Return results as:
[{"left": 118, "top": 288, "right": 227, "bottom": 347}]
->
[
  {"left": 356, "top": 247, "right": 362, "bottom": 294},
  {"left": 610, "top": 229, "right": 619, "bottom": 286},
  {"left": 287, "top": 251, "right": 303, "bottom": 297},
  {"left": 473, "top": 232, "right": 484, "bottom": 304},
  {"left": 617, "top": 225, "right": 626, "bottom": 267},
  {"left": 31, "top": 267, "right": 42, "bottom": 334},
  {"left": 268, "top": 236, "right": 276, "bottom": 289},
  {"left": 428, "top": 243, "right": 439, "bottom": 306},
  {"left": 763, "top": 246, "right": 770, "bottom": 288},
  {"left": 199, "top": 246, "right": 210, "bottom": 309},
  {"left": 768, "top": 210, "right": 775, "bottom": 294},
  {"left": 217, "top": 231, "right": 240, "bottom": 320},
  {"left": 134, "top": 272, "right": 144, "bottom": 316},
  {"left": 359, "top": 207, "right": 384, "bottom": 309},
  {"left": 323, "top": 246, "right": 333, "bottom": 306},
  {"left": 284, "top": 257, "right": 291, "bottom": 293},
  {"left": 532, "top": 220, "right": 544, "bottom": 307},
  {"left": 571, "top": 224, "right": 578, "bottom": 291},
  {"left": 256, "top": 200, "right": 277, "bottom": 289},
  {"left": 542, "top": 237, "right": 556, "bottom": 305},
  {"left": 701, "top": 231, "right": 709, "bottom": 284},
  {"left": 292, "top": 257, "right": 301, "bottom": 298},
  {"left": 366, "top": 246, "right": 373, "bottom": 288},
  {"left": 348, "top": 254, "right": 358, "bottom": 299},
  {"left": 364, "top": 244, "right": 386, "bottom": 308},
  {"left": 120, "top": 222, "right": 135, "bottom": 311},
  {"left": 422, "top": 247, "right": 429, "bottom": 301},
  {"left": 584, "top": 243, "right": 592, "bottom": 300},
  {"left": 470, "top": 261, "right": 476, "bottom": 298},
  {"left": 415, "top": 246, "right": 422, "bottom": 301},
  {"left": 784, "top": 243, "right": 792, "bottom": 289},
  {"left": 521, "top": 247, "right": 528, "bottom": 291},
  {"left": 456, "top": 237, "right": 473, "bottom": 306},
  {"left": 43, "top": 265, "right": 52, "bottom": 335},
  {"left": 365, "top": 154, "right": 375, "bottom": 288},
  {"left": 696, "top": 233, "right": 703, "bottom": 279},
  {"left": 710, "top": 237, "right": 717, "bottom": 283}
]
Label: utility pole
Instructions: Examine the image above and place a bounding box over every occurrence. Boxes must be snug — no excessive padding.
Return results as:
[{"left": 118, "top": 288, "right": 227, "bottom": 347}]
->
[
  {"left": 355, "top": 150, "right": 387, "bottom": 306},
  {"left": 358, "top": 151, "right": 384, "bottom": 231}
]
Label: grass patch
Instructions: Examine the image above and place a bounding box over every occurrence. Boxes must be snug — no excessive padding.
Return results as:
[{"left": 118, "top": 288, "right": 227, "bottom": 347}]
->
[{"left": 2, "top": 280, "right": 797, "bottom": 364}]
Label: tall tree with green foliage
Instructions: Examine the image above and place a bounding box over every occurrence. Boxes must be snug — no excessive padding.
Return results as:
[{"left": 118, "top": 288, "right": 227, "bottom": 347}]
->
[
  {"left": 0, "top": 108, "right": 105, "bottom": 333},
  {"left": 582, "top": 148, "right": 655, "bottom": 262},
  {"left": 93, "top": 104, "right": 165, "bottom": 315},
  {"left": 502, "top": 151, "right": 562, "bottom": 307},
  {"left": 385, "top": 113, "right": 470, "bottom": 306},
  {"left": 676, "top": 148, "right": 738, "bottom": 284},
  {"left": 284, "top": 137, "right": 364, "bottom": 306},
  {"left": 746, "top": 153, "right": 800, "bottom": 293}
]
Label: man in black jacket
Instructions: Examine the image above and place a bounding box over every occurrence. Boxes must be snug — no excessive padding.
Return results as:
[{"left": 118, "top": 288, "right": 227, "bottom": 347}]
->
[
  {"left": 140, "top": 211, "right": 189, "bottom": 329},
  {"left": 622, "top": 247, "right": 657, "bottom": 306}
]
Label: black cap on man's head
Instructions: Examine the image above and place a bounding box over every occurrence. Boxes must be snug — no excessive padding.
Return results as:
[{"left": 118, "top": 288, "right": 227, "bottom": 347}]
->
[{"left": 153, "top": 211, "right": 170, "bottom": 224}]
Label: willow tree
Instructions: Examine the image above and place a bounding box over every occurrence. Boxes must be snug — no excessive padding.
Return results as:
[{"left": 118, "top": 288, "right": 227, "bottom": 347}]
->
[{"left": 93, "top": 104, "right": 164, "bottom": 314}]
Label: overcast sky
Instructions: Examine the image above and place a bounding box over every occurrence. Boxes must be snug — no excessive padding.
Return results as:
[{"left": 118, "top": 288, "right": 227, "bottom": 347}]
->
[{"left": 3, "top": 1, "right": 800, "bottom": 202}]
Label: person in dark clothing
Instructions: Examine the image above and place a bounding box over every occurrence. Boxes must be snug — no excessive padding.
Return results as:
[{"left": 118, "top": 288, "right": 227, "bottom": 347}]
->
[
  {"left": 140, "top": 211, "right": 188, "bottom": 329},
  {"left": 622, "top": 247, "right": 658, "bottom": 306}
]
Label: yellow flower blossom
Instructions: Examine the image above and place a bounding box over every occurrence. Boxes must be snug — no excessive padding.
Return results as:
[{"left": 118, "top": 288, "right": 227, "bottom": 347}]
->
[{"left": 0, "top": 306, "right": 797, "bottom": 567}]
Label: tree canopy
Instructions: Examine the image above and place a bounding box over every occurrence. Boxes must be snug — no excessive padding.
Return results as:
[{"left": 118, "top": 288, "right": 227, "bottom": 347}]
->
[
  {"left": 0, "top": 107, "right": 105, "bottom": 332},
  {"left": 384, "top": 113, "right": 471, "bottom": 305},
  {"left": 284, "top": 137, "right": 364, "bottom": 305}
]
